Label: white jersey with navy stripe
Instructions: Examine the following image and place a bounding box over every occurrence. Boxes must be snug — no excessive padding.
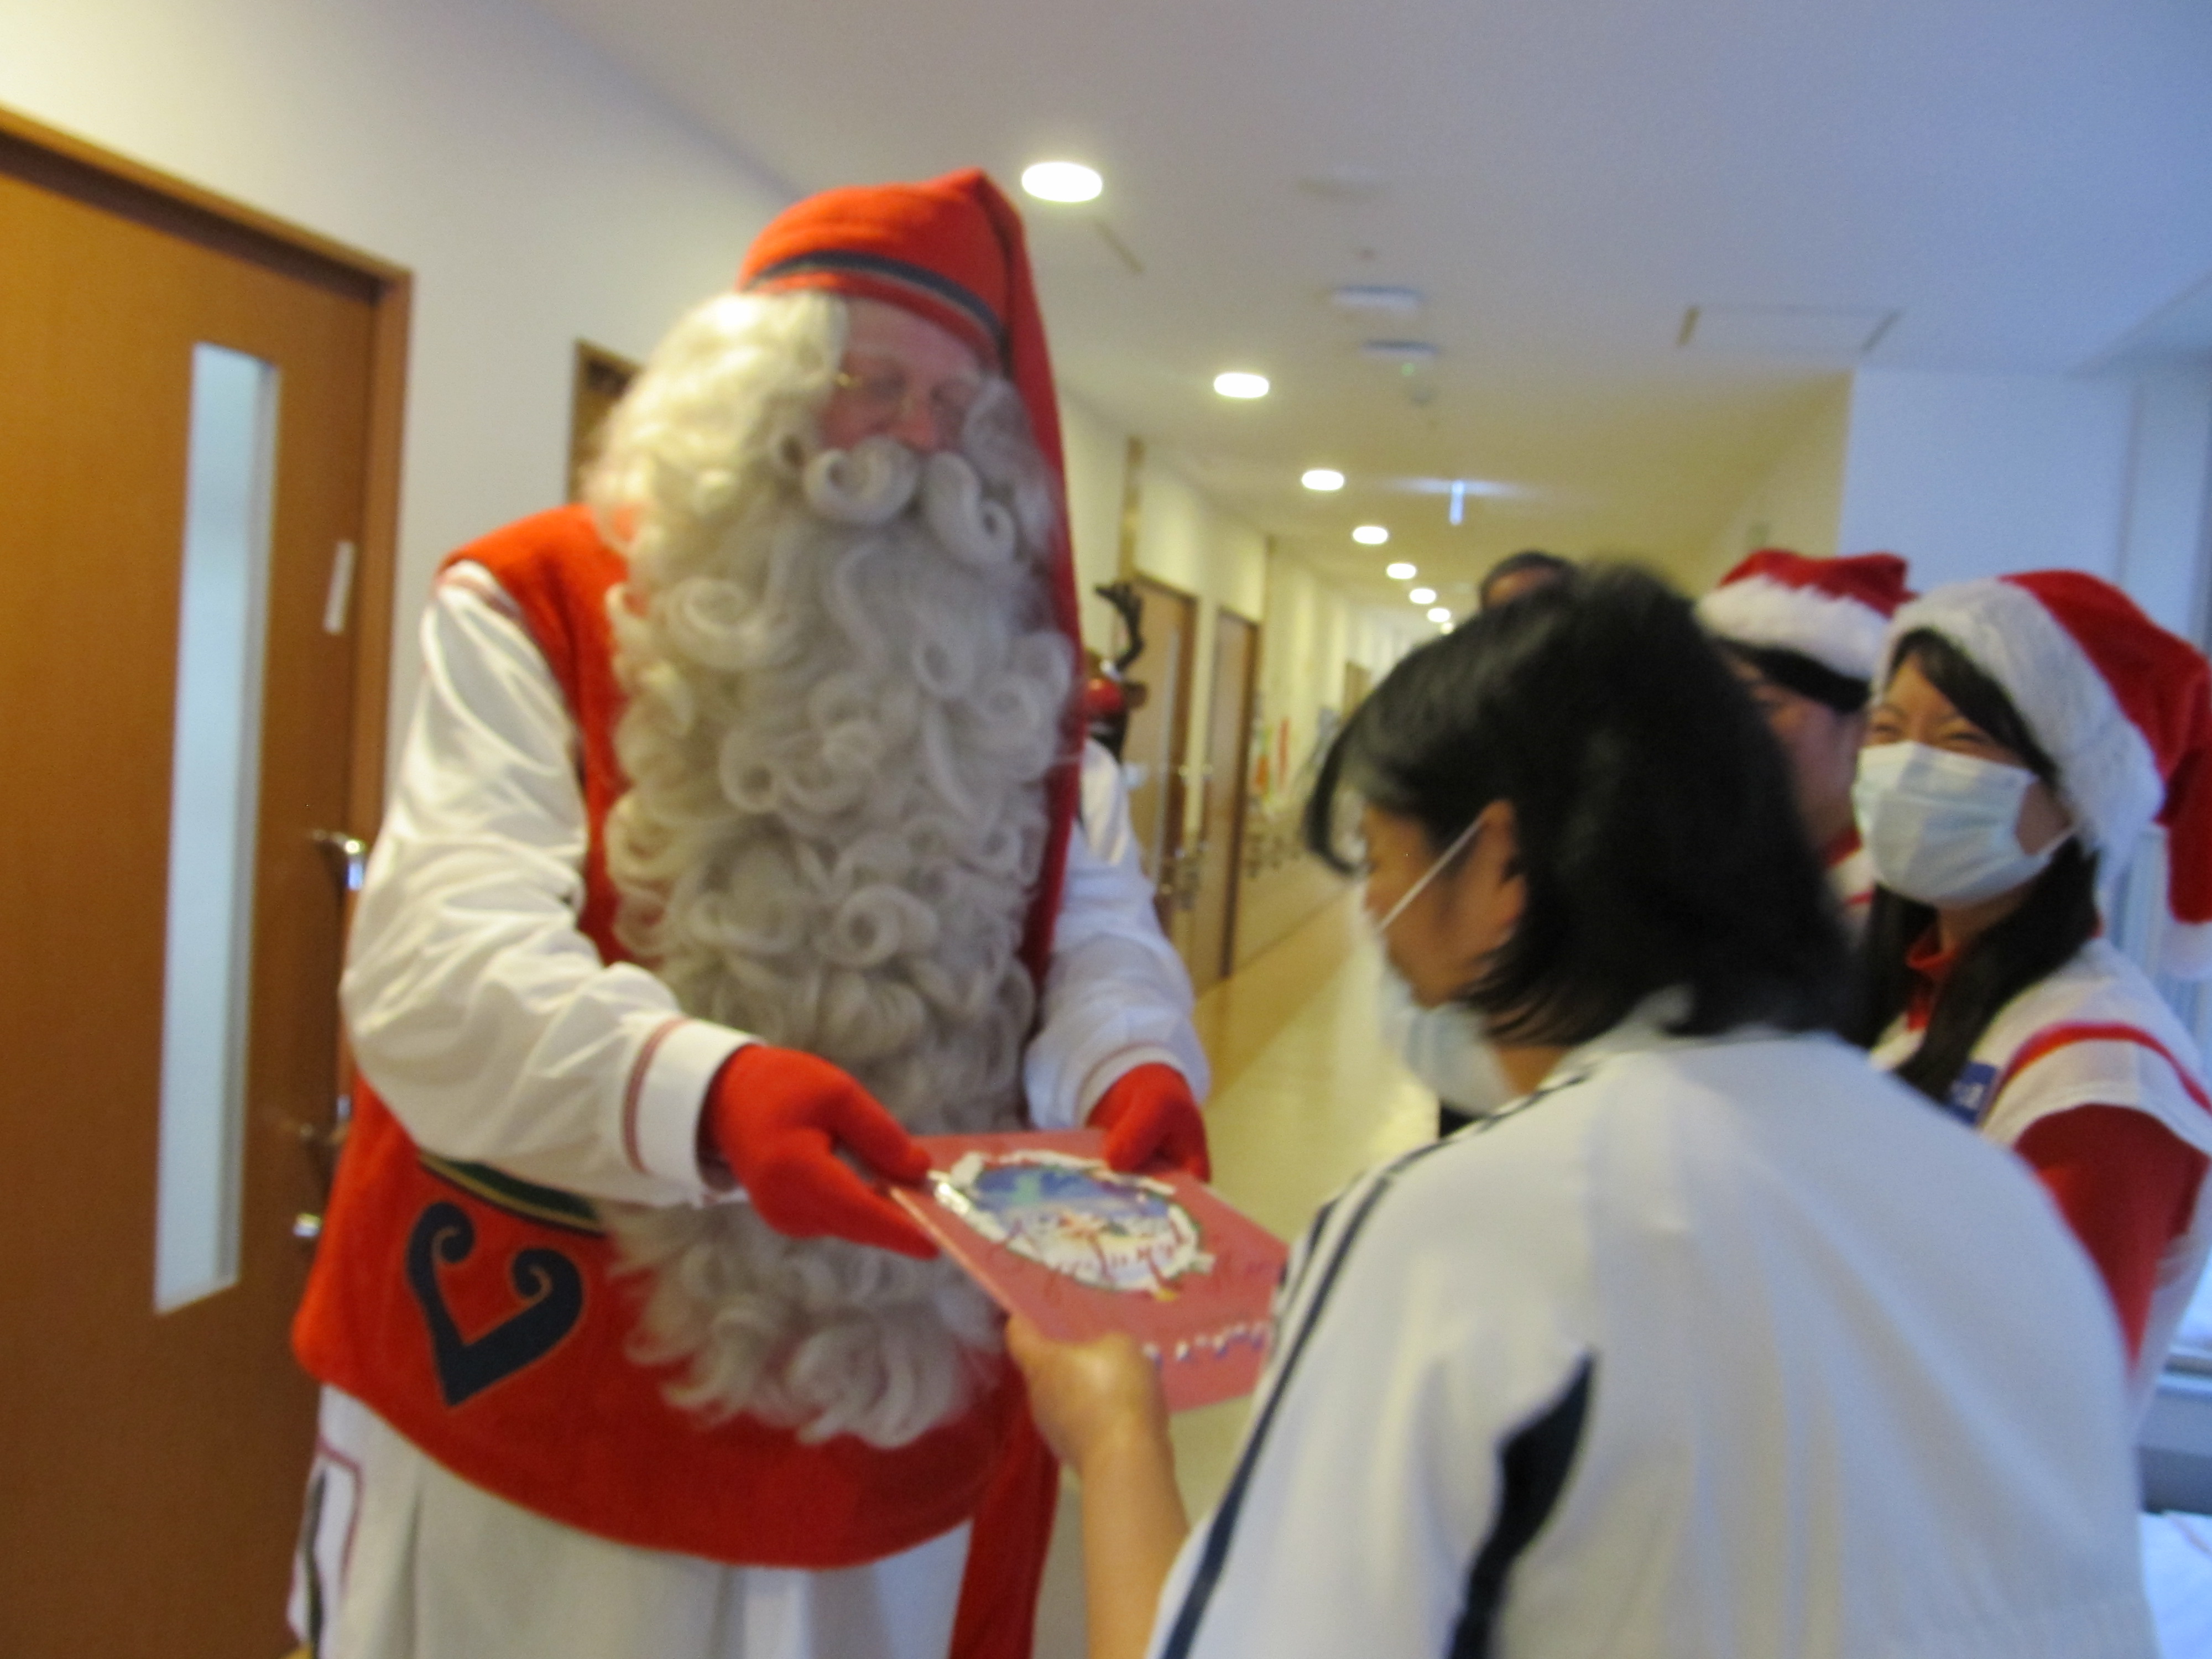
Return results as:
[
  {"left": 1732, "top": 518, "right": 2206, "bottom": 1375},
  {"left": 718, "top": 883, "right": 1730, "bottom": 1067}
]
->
[
  {"left": 1149, "top": 1016, "right": 2153, "bottom": 1659},
  {"left": 1875, "top": 937, "right": 2212, "bottom": 1408}
]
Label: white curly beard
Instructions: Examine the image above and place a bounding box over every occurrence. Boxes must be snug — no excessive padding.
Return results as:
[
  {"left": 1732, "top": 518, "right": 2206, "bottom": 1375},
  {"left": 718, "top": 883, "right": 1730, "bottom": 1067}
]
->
[{"left": 585, "top": 292, "right": 1073, "bottom": 1448}]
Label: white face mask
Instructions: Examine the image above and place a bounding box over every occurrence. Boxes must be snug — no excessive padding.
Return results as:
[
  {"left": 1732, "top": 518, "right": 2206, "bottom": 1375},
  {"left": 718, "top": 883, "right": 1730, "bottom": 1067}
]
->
[
  {"left": 1365, "top": 813, "right": 1518, "bottom": 1117},
  {"left": 1851, "top": 742, "right": 2065, "bottom": 906},
  {"left": 1377, "top": 970, "right": 1520, "bottom": 1117}
]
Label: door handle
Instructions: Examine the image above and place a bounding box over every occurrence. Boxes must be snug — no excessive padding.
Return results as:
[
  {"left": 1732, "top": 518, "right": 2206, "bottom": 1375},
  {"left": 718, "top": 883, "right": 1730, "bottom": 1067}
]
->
[{"left": 312, "top": 829, "right": 367, "bottom": 894}]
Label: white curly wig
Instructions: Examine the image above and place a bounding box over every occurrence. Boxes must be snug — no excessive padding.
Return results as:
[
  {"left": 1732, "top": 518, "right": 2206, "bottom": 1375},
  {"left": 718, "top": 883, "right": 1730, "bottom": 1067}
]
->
[{"left": 582, "top": 289, "right": 1072, "bottom": 1447}]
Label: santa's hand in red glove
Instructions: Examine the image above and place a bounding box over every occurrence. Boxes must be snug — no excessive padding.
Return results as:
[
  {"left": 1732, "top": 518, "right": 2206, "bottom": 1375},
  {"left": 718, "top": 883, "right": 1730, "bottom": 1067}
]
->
[
  {"left": 701, "top": 1045, "right": 937, "bottom": 1259},
  {"left": 1086, "top": 1062, "right": 1210, "bottom": 1182}
]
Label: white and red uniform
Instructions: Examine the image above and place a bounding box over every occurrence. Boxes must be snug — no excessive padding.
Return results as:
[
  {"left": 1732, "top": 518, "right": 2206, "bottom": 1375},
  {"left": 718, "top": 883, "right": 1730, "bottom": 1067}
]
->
[
  {"left": 1823, "top": 826, "right": 1875, "bottom": 924},
  {"left": 1874, "top": 937, "right": 2212, "bottom": 1413},
  {"left": 290, "top": 530, "right": 1205, "bottom": 1659},
  {"left": 1150, "top": 1014, "right": 2156, "bottom": 1657}
]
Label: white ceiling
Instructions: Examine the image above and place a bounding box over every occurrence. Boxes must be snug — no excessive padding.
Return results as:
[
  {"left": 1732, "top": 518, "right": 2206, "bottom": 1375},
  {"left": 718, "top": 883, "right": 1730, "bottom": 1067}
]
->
[{"left": 526, "top": 0, "right": 2212, "bottom": 612}]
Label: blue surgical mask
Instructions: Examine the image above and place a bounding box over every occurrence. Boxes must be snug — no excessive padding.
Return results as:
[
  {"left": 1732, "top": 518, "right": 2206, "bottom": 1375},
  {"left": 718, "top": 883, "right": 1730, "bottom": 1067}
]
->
[{"left": 1851, "top": 742, "right": 2066, "bottom": 906}]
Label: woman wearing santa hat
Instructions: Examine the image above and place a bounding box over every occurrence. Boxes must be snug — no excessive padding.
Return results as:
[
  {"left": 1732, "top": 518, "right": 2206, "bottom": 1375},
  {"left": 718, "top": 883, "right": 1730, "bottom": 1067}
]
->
[
  {"left": 1697, "top": 548, "right": 1914, "bottom": 922},
  {"left": 1850, "top": 571, "right": 2212, "bottom": 1411}
]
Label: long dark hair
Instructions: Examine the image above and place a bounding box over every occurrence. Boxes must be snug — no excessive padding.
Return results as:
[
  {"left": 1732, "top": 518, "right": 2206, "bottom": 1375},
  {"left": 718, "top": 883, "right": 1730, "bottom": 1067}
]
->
[
  {"left": 1845, "top": 630, "right": 2101, "bottom": 1100},
  {"left": 1302, "top": 564, "right": 1845, "bottom": 1046}
]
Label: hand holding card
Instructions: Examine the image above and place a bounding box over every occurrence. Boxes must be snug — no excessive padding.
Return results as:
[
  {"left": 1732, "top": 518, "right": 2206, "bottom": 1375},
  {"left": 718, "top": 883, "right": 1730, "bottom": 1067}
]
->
[{"left": 892, "top": 1130, "right": 1288, "bottom": 1411}]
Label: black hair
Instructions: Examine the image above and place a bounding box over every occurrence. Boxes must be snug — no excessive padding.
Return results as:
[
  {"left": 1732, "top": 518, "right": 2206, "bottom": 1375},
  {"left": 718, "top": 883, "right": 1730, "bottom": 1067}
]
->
[
  {"left": 1478, "top": 550, "right": 1576, "bottom": 610},
  {"left": 1717, "top": 640, "right": 1869, "bottom": 716},
  {"left": 1846, "top": 629, "right": 2101, "bottom": 1100},
  {"left": 1302, "top": 564, "right": 1846, "bottom": 1046}
]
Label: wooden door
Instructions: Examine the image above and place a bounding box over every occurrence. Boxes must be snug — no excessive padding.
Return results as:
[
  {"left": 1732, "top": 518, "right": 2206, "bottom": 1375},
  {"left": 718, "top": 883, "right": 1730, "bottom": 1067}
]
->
[
  {"left": 1186, "top": 611, "right": 1260, "bottom": 994},
  {"left": 1118, "top": 577, "right": 1197, "bottom": 928},
  {"left": 1343, "top": 659, "right": 1372, "bottom": 714},
  {"left": 0, "top": 115, "right": 402, "bottom": 1658},
  {"left": 568, "top": 340, "right": 639, "bottom": 501}
]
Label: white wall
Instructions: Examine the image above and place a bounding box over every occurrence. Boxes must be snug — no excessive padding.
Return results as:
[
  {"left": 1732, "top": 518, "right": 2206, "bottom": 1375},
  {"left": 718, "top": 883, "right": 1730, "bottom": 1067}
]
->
[
  {"left": 2, "top": 0, "right": 791, "bottom": 757},
  {"left": 1837, "top": 366, "right": 2212, "bottom": 635},
  {"left": 1057, "top": 393, "right": 1130, "bottom": 655},
  {"left": 2114, "top": 369, "right": 2212, "bottom": 639},
  {"left": 1703, "top": 378, "right": 1853, "bottom": 578},
  {"left": 1838, "top": 369, "right": 2140, "bottom": 592}
]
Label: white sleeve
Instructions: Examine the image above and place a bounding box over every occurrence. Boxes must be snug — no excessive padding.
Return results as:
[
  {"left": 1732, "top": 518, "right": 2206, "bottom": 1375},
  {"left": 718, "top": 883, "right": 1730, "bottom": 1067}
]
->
[
  {"left": 1147, "top": 1147, "right": 1593, "bottom": 1658},
  {"left": 340, "top": 565, "right": 751, "bottom": 1207},
  {"left": 1021, "top": 742, "right": 1211, "bottom": 1129}
]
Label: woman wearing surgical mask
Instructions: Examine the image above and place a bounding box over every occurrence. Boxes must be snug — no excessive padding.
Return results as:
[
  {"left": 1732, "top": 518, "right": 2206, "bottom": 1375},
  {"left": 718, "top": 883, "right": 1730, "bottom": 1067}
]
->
[
  {"left": 1003, "top": 568, "right": 2157, "bottom": 1659},
  {"left": 1850, "top": 572, "right": 2212, "bottom": 1410}
]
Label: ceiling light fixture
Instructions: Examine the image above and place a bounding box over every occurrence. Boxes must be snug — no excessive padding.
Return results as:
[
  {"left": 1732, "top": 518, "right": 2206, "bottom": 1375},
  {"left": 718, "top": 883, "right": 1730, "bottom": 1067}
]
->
[
  {"left": 1330, "top": 284, "right": 1423, "bottom": 314},
  {"left": 1214, "top": 371, "right": 1270, "bottom": 399},
  {"left": 1020, "top": 161, "right": 1103, "bottom": 204},
  {"left": 1360, "top": 340, "right": 1441, "bottom": 364},
  {"left": 1409, "top": 587, "right": 1437, "bottom": 605},
  {"left": 1385, "top": 561, "right": 1417, "bottom": 580},
  {"left": 1301, "top": 468, "right": 1345, "bottom": 492},
  {"left": 1352, "top": 524, "right": 1389, "bottom": 545},
  {"left": 1427, "top": 607, "right": 1452, "bottom": 624}
]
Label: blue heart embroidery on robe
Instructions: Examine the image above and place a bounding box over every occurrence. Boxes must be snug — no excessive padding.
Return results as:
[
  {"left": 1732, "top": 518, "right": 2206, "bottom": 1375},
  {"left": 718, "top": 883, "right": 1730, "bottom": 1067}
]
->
[{"left": 406, "top": 1199, "right": 586, "bottom": 1407}]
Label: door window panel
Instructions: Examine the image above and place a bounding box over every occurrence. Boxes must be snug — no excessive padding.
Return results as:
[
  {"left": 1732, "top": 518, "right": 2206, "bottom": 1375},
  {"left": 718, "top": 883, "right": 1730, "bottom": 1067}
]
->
[{"left": 154, "top": 343, "right": 278, "bottom": 1313}]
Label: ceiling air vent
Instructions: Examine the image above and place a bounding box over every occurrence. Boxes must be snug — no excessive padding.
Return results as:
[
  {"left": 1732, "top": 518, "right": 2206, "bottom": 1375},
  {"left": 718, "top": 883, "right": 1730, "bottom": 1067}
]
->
[
  {"left": 1331, "top": 284, "right": 1424, "bottom": 315},
  {"left": 1678, "top": 304, "right": 1898, "bottom": 358}
]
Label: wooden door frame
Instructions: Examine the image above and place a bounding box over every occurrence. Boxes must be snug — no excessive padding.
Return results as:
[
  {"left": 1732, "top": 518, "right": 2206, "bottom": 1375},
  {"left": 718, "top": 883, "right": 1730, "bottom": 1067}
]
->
[
  {"left": 1207, "top": 606, "right": 1261, "bottom": 983},
  {"left": 1127, "top": 572, "right": 1201, "bottom": 906},
  {"left": 0, "top": 105, "right": 410, "bottom": 847}
]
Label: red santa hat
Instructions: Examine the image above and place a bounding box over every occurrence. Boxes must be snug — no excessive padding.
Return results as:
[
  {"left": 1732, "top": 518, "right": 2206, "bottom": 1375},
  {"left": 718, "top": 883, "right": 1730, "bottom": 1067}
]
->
[
  {"left": 738, "top": 169, "right": 1077, "bottom": 670},
  {"left": 1697, "top": 549, "right": 1913, "bottom": 682},
  {"left": 1884, "top": 571, "right": 2212, "bottom": 978}
]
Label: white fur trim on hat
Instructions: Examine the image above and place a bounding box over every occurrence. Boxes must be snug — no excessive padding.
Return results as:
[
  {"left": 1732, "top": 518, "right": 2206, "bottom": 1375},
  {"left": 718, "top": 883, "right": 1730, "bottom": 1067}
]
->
[
  {"left": 1883, "top": 579, "right": 2164, "bottom": 865},
  {"left": 1697, "top": 577, "right": 1889, "bottom": 681}
]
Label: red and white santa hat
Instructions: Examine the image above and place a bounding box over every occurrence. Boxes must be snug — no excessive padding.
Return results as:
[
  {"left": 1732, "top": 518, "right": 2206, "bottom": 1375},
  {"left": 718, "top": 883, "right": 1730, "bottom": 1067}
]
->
[
  {"left": 736, "top": 169, "right": 1083, "bottom": 982},
  {"left": 1697, "top": 549, "right": 1914, "bottom": 682},
  {"left": 1883, "top": 571, "right": 2212, "bottom": 978}
]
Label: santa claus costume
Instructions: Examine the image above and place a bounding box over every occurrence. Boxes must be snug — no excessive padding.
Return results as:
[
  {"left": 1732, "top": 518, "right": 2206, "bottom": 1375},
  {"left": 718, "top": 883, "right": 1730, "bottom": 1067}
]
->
[
  {"left": 288, "top": 171, "right": 1208, "bottom": 1659},
  {"left": 1697, "top": 549, "right": 1913, "bottom": 920},
  {"left": 1858, "top": 571, "right": 2212, "bottom": 1413}
]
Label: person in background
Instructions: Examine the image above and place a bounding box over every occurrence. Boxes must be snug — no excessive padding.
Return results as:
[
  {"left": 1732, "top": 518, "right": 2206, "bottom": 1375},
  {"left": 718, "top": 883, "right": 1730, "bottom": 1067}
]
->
[
  {"left": 288, "top": 171, "right": 1208, "bottom": 1659},
  {"left": 1851, "top": 571, "right": 2212, "bottom": 1411},
  {"left": 1697, "top": 549, "right": 1912, "bottom": 921},
  {"left": 1014, "top": 566, "right": 2156, "bottom": 1659},
  {"left": 1477, "top": 547, "right": 1574, "bottom": 610}
]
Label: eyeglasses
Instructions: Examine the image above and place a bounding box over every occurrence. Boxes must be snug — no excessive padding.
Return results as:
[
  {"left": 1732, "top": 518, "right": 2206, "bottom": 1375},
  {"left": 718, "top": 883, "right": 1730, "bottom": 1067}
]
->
[{"left": 831, "top": 358, "right": 985, "bottom": 445}]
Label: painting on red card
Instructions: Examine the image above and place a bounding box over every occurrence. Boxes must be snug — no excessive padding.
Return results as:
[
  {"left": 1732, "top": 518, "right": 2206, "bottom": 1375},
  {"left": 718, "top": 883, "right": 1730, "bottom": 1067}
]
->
[{"left": 891, "top": 1130, "right": 1290, "bottom": 1411}]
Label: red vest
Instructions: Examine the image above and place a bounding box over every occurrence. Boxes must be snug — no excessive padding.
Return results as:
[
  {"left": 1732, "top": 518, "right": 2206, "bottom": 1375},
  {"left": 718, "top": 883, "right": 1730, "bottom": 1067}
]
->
[{"left": 294, "top": 507, "right": 1070, "bottom": 1614}]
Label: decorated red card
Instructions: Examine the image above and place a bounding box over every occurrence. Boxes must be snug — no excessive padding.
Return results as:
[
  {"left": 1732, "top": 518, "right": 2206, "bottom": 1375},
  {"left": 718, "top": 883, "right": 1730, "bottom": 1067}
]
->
[{"left": 890, "top": 1130, "right": 1288, "bottom": 1412}]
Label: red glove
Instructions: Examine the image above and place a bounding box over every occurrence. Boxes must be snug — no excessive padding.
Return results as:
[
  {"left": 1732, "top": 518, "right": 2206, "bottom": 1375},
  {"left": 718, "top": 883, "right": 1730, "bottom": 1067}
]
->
[
  {"left": 702, "top": 1045, "right": 936, "bottom": 1258},
  {"left": 1087, "top": 1063, "right": 1209, "bottom": 1181}
]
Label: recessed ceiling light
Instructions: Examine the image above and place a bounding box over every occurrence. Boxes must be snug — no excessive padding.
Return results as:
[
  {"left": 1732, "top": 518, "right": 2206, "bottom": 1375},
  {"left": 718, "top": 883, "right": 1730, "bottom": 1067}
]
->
[
  {"left": 1427, "top": 607, "right": 1452, "bottom": 623},
  {"left": 1301, "top": 468, "right": 1345, "bottom": 492},
  {"left": 1021, "top": 161, "right": 1103, "bottom": 204},
  {"left": 1214, "top": 371, "right": 1270, "bottom": 399},
  {"left": 1409, "top": 587, "right": 1437, "bottom": 604},
  {"left": 1385, "top": 561, "right": 1417, "bottom": 580},
  {"left": 1352, "top": 524, "right": 1389, "bottom": 545}
]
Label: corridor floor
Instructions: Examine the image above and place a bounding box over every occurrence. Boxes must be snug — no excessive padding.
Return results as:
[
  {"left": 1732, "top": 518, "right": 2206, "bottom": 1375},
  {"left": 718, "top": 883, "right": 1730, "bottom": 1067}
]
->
[{"left": 1032, "top": 891, "right": 1432, "bottom": 1657}]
